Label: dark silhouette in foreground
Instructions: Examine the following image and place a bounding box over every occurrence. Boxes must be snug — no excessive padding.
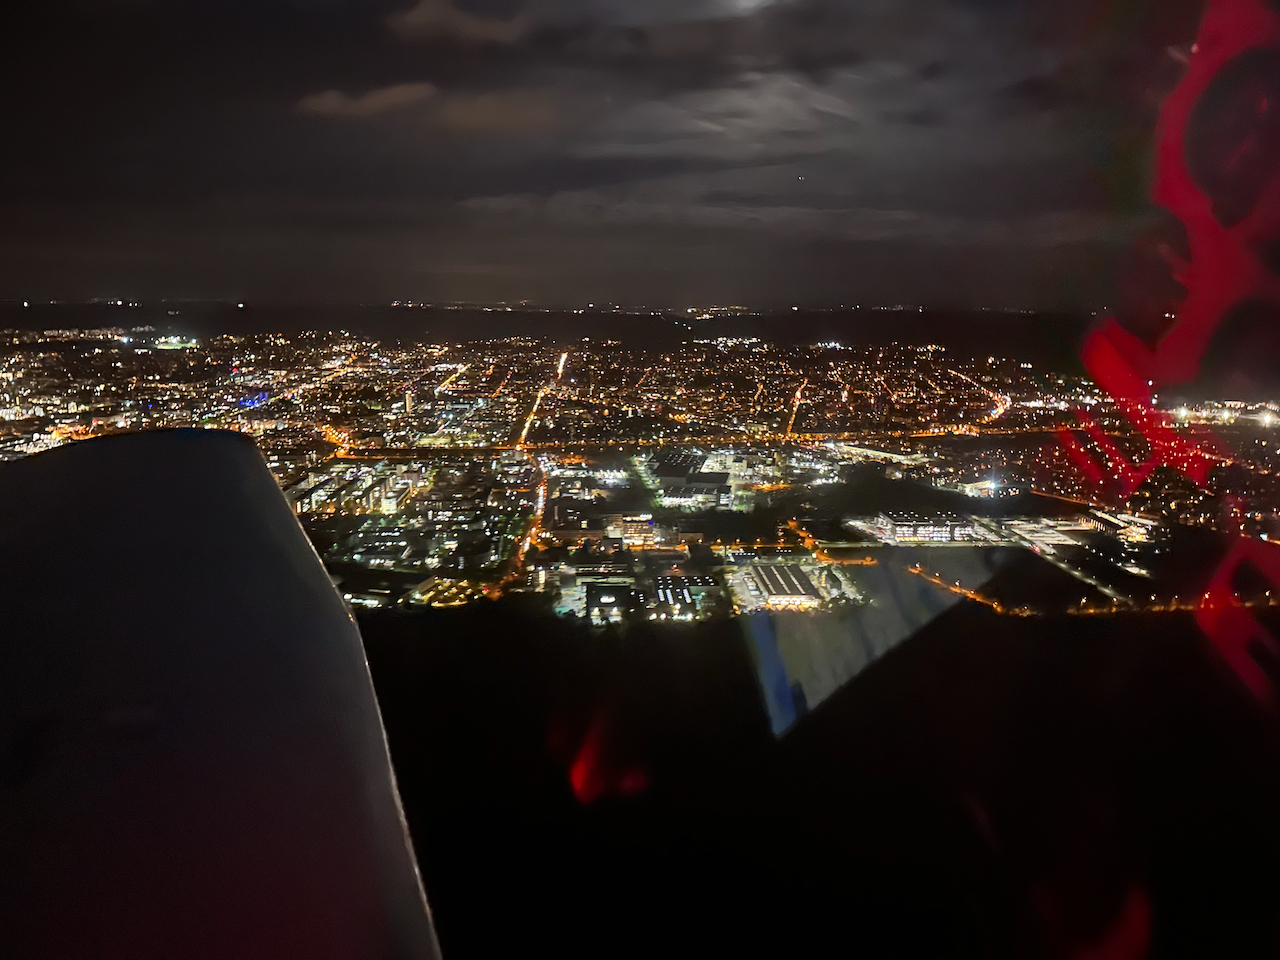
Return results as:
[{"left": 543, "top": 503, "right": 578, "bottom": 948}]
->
[{"left": 362, "top": 597, "right": 1280, "bottom": 959}]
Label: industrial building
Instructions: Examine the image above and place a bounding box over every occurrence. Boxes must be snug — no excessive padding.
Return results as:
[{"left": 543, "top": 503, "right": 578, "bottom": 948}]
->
[
  {"left": 640, "top": 451, "right": 734, "bottom": 509},
  {"left": 869, "top": 512, "right": 976, "bottom": 543},
  {"left": 750, "top": 564, "right": 821, "bottom": 609}
]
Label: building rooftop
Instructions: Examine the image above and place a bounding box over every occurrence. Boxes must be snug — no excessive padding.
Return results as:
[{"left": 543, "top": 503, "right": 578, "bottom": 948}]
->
[
  {"left": 752, "top": 564, "right": 819, "bottom": 599},
  {"left": 880, "top": 511, "right": 966, "bottom": 523}
]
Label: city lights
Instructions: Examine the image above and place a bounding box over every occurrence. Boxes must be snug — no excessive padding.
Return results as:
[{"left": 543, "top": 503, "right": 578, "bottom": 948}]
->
[{"left": 2, "top": 322, "right": 1277, "bottom": 617}]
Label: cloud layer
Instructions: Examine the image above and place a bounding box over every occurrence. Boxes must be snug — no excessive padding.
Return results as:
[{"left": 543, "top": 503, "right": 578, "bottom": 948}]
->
[
  {"left": 388, "top": 0, "right": 527, "bottom": 44},
  {"left": 299, "top": 82, "right": 438, "bottom": 118},
  {"left": 0, "top": 0, "right": 1204, "bottom": 306}
]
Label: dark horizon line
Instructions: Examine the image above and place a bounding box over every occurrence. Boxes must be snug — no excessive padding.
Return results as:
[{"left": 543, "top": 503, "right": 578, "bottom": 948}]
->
[{"left": 0, "top": 297, "right": 1101, "bottom": 317}]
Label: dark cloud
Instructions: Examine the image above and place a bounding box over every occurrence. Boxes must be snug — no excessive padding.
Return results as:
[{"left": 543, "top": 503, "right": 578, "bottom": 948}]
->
[
  {"left": 1000, "top": 75, "right": 1063, "bottom": 114},
  {"left": 0, "top": 0, "right": 1194, "bottom": 307},
  {"left": 299, "top": 82, "right": 438, "bottom": 118},
  {"left": 882, "top": 107, "right": 947, "bottom": 127},
  {"left": 434, "top": 88, "right": 600, "bottom": 132},
  {"left": 388, "top": 0, "right": 527, "bottom": 43}
]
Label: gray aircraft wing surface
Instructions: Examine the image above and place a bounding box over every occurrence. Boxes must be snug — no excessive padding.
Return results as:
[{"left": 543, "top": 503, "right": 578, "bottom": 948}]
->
[{"left": 0, "top": 430, "right": 439, "bottom": 960}]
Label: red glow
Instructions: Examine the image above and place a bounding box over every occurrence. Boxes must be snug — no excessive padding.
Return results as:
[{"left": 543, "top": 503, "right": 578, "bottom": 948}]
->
[
  {"left": 1055, "top": 427, "right": 1107, "bottom": 487},
  {"left": 1196, "top": 526, "right": 1280, "bottom": 707},
  {"left": 1057, "top": 0, "right": 1280, "bottom": 709},
  {"left": 1055, "top": 326, "right": 1223, "bottom": 501},
  {"left": 569, "top": 743, "right": 602, "bottom": 804},
  {"left": 1079, "top": 887, "right": 1151, "bottom": 960},
  {"left": 568, "top": 711, "right": 649, "bottom": 804},
  {"left": 1142, "top": 0, "right": 1280, "bottom": 383}
]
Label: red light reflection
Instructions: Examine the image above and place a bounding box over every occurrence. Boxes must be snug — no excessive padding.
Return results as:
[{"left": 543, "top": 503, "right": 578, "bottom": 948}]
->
[
  {"left": 566, "top": 710, "right": 649, "bottom": 804},
  {"left": 1057, "top": 0, "right": 1280, "bottom": 710}
]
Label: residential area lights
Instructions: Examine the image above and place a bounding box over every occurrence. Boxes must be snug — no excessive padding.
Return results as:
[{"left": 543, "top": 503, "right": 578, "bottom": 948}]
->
[{"left": 3, "top": 326, "right": 1278, "bottom": 615}]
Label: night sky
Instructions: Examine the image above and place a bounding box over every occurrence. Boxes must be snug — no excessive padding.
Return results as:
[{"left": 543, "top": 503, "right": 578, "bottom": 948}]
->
[{"left": 3, "top": 0, "right": 1203, "bottom": 307}]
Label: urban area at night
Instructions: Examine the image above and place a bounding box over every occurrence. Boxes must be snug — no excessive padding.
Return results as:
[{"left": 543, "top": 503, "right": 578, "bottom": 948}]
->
[{"left": 5, "top": 302, "right": 1277, "bottom": 629}]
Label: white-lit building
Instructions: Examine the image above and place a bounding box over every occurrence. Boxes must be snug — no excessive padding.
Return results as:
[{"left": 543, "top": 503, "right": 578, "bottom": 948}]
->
[
  {"left": 750, "top": 564, "right": 821, "bottom": 610},
  {"left": 870, "top": 512, "right": 975, "bottom": 543}
]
